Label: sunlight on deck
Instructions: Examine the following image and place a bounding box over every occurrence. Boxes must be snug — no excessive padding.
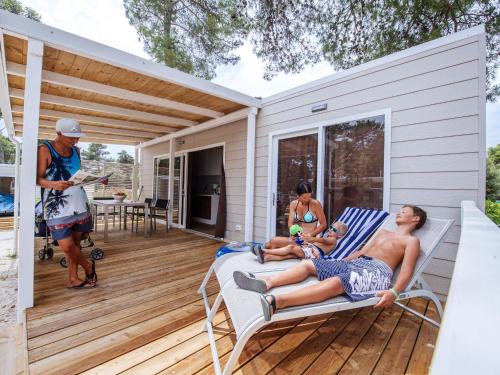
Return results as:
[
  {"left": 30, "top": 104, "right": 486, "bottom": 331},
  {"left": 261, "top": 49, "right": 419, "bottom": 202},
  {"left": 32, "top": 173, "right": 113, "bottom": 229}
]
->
[{"left": 27, "top": 228, "right": 439, "bottom": 374}]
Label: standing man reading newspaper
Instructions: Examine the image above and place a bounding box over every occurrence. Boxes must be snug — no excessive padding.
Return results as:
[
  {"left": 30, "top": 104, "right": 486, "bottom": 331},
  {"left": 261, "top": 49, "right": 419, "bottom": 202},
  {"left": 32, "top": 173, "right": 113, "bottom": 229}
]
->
[{"left": 37, "top": 119, "right": 105, "bottom": 288}]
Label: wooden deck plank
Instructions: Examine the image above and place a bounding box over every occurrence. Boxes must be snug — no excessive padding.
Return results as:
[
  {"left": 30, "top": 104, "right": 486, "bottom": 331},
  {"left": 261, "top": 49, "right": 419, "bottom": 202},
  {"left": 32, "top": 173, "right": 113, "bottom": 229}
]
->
[
  {"left": 268, "top": 309, "right": 360, "bottom": 375},
  {"left": 336, "top": 302, "right": 409, "bottom": 374},
  {"left": 194, "top": 319, "right": 305, "bottom": 375},
  {"left": 405, "top": 302, "right": 440, "bottom": 375},
  {"left": 302, "top": 306, "right": 384, "bottom": 374},
  {"left": 372, "top": 298, "right": 428, "bottom": 375},
  {"left": 231, "top": 314, "right": 335, "bottom": 375},
  {"left": 81, "top": 310, "right": 229, "bottom": 375}
]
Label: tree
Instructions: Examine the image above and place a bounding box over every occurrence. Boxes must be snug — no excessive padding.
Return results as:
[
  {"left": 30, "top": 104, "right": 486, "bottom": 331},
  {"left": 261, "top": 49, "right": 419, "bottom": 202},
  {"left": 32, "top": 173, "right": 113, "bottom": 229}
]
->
[
  {"left": 81, "top": 143, "right": 110, "bottom": 161},
  {"left": 117, "top": 150, "right": 134, "bottom": 164},
  {"left": 486, "top": 144, "right": 500, "bottom": 200},
  {"left": 239, "top": 0, "right": 499, "bottom": 101},
  {"left": 0, "top": 134, "right": 15, "bottom": 164},
  {"left": 0, "top": 0, "right": 41, "bottom": 21},
  {"left": 123, "top": 0, "right": 247, "bottom": 79},
  {"left": 488, "top": 143, "right": 500, "bottom": 166}
]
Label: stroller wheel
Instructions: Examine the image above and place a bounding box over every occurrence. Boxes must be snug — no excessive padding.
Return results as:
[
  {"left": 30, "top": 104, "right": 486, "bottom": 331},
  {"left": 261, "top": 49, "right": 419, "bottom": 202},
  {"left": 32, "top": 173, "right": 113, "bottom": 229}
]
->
[
  {"left": 38, "top": 248, "right": 46, "bottom": 261},
  {"left": 60, "top": 257, "right": 68, "bottom": 268},
  {"left": 91, "top": 248, "right": 104, "bottom": 260},
  {"left": 46, "top": 247, "right": 54, "bottom": 260}
]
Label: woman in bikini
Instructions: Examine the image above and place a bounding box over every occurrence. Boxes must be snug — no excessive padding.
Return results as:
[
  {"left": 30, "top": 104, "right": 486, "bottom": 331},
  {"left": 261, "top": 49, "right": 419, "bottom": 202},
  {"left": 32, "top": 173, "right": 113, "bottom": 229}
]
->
[{"left": 264, "top": 181, "right": 327, "bottom": 249}]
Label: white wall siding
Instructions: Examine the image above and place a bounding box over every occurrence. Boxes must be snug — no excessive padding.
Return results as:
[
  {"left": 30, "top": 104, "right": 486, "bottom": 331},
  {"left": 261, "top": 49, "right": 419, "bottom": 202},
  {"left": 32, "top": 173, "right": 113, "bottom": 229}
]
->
[
  {"left": 140, "top": 119, "right": 247, "bottom": 241},
  {"left": 254, "top": 33, "right": 485, "bottom": 298}
]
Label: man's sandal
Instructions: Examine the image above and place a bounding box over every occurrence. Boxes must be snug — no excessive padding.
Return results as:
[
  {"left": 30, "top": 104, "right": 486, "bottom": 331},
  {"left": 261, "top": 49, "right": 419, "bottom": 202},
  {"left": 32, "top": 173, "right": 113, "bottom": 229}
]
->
[
  {"left": 233, "top": 271, "right": 267, "bottom": 293},
  {"left": 67, "top": 279, "right": 95, "bottom": 289},
  {"left": 260, "top": 294, "right": 277, "bottom": 321},
  {"left": 86, "top": 260, "right": 98, "bottom": 285},
  {"left": 251, "top": 243, "right": 261, "bottom": 256}
]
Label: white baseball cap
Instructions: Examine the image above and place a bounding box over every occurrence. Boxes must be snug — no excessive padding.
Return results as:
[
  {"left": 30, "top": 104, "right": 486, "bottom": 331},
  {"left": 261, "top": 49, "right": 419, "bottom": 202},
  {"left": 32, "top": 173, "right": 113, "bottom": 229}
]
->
[{"left": 55, "top": 118, "right": 86, "bottom": 138}]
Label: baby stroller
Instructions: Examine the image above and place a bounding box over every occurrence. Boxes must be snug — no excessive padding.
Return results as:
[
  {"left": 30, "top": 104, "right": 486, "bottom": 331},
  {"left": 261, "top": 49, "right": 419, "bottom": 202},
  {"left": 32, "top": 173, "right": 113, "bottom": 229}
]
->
[{"left": 35, "top": 201, "right": 104, "bottom": 268}]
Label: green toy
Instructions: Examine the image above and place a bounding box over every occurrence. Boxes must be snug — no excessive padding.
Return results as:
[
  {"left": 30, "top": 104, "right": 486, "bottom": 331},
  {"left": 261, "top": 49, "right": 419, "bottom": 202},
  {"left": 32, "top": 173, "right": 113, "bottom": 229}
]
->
[
  {"left": 289, "top": 224, "right": 303, "bottom": 236},
  {"left": 290, "top": 224, "right": 304, "bottom": 245}
]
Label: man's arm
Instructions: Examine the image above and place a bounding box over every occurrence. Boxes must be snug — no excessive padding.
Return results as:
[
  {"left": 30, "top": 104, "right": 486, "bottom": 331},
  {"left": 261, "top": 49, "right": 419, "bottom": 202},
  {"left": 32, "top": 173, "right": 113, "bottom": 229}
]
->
[{"left": 374, "top": 237, "right": 420, "bottom": 308}]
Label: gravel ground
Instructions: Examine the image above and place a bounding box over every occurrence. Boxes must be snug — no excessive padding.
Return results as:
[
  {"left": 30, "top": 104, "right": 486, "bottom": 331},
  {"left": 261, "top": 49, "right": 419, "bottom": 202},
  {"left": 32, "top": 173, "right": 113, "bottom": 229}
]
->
[{"left": 0, "top": 230, "right": 17, "bottom": 327}]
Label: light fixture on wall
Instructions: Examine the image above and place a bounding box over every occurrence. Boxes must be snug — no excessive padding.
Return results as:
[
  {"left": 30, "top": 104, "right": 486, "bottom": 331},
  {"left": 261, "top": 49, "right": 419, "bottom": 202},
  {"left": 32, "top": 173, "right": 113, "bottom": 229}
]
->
[
  {"left": 311, "top": 103, "right": 328, "bottom": 113},
  {"left": 176, "top": 138, "right": 185, "bottom": 146}
]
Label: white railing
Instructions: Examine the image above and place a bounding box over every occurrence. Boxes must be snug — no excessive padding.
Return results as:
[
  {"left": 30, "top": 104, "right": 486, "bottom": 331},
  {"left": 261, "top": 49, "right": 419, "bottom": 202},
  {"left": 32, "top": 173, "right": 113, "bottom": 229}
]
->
[{"left": 430, "top": 201, "right": 500, "bottom": 374}]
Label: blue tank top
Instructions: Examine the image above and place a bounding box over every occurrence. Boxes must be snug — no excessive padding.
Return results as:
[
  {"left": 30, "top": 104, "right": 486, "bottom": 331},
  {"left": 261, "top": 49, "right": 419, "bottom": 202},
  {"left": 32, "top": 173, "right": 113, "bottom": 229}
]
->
[{"left": 41, "top": 141, "right": 90, "bottom": 223}]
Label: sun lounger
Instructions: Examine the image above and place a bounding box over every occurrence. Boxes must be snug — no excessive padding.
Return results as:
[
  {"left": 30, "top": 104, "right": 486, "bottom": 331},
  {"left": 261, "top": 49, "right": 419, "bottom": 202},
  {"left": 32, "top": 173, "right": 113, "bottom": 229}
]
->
[
  {"left": 204, "top": 214, "right": 453, "bottom": 375},
  {"left": 198, "top": 207, "right": 389, "bottom": 324}
]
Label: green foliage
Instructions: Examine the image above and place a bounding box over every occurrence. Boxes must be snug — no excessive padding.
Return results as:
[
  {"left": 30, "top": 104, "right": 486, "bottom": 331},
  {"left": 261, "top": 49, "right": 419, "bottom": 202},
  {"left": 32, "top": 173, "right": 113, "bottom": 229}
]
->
[
  {"left": 123, "top": 0, "right": 247, "bottom": 79},
  {"left": 116, "top": 150, "right": 134, "bottom": 164},
  {"left": 0, "top": 135, "right": 15, "bottom": 164},
  {"left": 239, "top": 0, "right": 499, "bottom": 101},
  {"left": 81, "top": 143, "right": 111, "bottom": 161},
  {"left": 486, "top": 144, "right": 500, "bottom": 200},
  {"left": 488, "top": 144, "right": 500, "bottom": 166},
  {"left": 0, "top": 0, "right": 41, "bottom": 21},
  {"left": 485, "top": 200, "right": 500, "bottom": 225}
]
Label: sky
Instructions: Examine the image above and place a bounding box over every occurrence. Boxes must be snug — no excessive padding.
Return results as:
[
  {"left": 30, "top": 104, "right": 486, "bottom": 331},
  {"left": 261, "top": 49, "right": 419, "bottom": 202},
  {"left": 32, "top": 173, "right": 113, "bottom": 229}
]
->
[{"left": 3, "top": 0, "right": 499, "bottom": 156}]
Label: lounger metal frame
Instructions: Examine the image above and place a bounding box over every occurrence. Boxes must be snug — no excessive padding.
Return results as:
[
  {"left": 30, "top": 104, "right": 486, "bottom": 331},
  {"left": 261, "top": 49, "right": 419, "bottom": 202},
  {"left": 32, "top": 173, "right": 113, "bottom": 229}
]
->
[{"left": 201, "top": 215, "right": 453, "bottom": 375}]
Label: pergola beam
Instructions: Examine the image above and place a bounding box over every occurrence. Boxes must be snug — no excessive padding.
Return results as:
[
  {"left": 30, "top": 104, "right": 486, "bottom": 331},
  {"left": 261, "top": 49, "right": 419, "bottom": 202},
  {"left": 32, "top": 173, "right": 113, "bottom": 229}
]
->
[
  {"left": 13, "top": 117, "right": 157, "bottom": 139},
  {"left": 14, "top": 131, "right": 137, "bottom": 146},
  {"left": 0, "top": 10, "right": 262, "bottom": 108},
  {"left": 14, "top": 125, "right": 149, "bottom": 144},
  {"left": 6, "top": 61, "right": 224, "bottom": 118},
  {"left": 11, "top": 105, "right": 178, "bottom": 133},
  {"left": 9, "top": 87, "right": 197, "bottom": 127}
]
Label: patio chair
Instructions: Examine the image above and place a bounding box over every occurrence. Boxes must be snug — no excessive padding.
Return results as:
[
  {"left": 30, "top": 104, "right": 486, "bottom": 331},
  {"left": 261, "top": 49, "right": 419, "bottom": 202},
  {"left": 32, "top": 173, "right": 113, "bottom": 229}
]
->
[
  {"left": 204, "top": 214, "right": 453, "bottom": 375},
  {"left": 131, "top": 197, "right": 153, "bottom": 233},
  {"left": 151, "top": 198, "right": 170, "bottom": 232},
  {"left": 199, "top": 207, "right": 389, "bottom": 320}
]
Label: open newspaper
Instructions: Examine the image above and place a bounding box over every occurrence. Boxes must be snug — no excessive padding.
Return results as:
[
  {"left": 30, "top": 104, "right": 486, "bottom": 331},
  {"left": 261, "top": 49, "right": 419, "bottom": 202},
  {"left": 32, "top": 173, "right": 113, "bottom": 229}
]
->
[{"left": 69, "top": 170, "right": 113, "bottom": 186}]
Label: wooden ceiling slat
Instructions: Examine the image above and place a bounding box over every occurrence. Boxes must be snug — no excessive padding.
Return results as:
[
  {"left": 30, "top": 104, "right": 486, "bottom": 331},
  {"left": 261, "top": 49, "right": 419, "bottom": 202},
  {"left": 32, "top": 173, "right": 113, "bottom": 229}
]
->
[
  {"left": 8, "top": 74, "right": 208, "bottom": 121},
  {"left": 3, "top": 35, "right": 248, "bottom": 135},
  {"left": 68, "top": 55, "right": 90, "bottom": 78}
]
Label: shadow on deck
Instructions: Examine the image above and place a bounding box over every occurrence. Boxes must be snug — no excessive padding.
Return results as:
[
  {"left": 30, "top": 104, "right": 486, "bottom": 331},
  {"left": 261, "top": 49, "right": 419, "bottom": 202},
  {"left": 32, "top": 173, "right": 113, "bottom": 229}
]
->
[{"left": 27, "top": 227, "right": 439, "bottom": 374}]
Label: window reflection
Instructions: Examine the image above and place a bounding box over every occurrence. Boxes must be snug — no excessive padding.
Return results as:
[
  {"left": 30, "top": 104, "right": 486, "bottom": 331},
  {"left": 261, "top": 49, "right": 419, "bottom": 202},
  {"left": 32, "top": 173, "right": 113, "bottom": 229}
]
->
[
  {"left": 276, "top": 134, "right": 318, "bottom": 236},
  {"left": 323, "top": 115, "right": 385, "bottom": 223}
]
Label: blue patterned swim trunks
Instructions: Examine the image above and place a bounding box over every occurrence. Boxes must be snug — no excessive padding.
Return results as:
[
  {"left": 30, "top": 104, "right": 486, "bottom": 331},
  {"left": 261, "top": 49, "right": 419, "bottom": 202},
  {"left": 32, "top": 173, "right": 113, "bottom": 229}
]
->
[{"left": 312, "top": 255, "right": 393, "bottom": 302}]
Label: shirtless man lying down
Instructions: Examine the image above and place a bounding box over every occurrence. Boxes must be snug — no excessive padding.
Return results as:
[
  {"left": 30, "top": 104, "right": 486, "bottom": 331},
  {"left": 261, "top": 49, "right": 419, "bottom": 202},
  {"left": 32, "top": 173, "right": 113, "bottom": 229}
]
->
[{"left": 233, "top": 205, "right": 427, "bottom": 321}]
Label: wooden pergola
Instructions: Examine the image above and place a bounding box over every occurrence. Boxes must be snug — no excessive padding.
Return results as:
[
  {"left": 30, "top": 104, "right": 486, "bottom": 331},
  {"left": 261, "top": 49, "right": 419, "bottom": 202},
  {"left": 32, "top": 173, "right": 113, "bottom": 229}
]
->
[{"left": 0, "top": 10, "right": 261, "bottom": 318}]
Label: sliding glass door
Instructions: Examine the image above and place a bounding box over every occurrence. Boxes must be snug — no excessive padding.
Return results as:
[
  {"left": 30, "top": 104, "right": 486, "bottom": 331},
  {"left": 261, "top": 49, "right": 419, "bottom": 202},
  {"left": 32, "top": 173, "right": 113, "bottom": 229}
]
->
[
  {"left": 272, "top": 132, "right": 318, "bottom": 237},
  {"left": 153, "top": 155, "right": 186, "bottom": 227},
  {"left": 323, "top": 115, "right": 385, "bottom": 223},
  {"left": 269, "top": 112, "right": 387, "bottom": 238}
]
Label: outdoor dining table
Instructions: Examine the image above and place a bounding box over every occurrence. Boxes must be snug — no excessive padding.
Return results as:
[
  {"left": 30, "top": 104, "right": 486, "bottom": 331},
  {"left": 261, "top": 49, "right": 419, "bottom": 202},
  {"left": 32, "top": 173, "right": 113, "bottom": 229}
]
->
[{"left": 91, "top": 199, "right": 150, "bottom": 242}]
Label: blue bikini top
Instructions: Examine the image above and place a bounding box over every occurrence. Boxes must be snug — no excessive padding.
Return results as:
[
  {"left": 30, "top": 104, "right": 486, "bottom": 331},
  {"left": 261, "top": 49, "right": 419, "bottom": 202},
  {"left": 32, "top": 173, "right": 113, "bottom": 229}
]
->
[{"left": 293, "top": 201, "right": 318, "bottom": 224}]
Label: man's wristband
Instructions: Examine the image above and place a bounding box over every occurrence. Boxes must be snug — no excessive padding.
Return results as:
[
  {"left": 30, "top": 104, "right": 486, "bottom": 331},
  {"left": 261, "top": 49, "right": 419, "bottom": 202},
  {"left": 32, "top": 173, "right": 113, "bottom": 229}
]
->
[{"left": 389, "top": 288, "right": 399, "bottom": 299}]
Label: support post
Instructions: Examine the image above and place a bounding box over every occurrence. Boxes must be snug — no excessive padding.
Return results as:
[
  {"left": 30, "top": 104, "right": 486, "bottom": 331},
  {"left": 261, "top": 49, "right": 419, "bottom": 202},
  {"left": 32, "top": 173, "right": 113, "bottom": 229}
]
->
[
  {"left": 17, "top": 38, "right": 43, "bottom": 321},
  {"left": 132, "top": 147, "right": 139, "bottom": 200},
  {"left": 244, "top": 107, "right": 258, "bottom": 242},
  {"left": 168, "top": 138, "right": 176, "bottom": 227},
  {"left": 12, "top": 141, "right": 20, "bottom": 255}
]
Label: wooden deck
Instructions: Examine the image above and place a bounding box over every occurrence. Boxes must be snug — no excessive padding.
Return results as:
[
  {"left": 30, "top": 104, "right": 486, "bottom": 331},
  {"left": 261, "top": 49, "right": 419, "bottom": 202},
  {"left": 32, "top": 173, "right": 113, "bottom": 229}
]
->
[{"left": 27, "top": 228, "right": 439, "bottom": 374}]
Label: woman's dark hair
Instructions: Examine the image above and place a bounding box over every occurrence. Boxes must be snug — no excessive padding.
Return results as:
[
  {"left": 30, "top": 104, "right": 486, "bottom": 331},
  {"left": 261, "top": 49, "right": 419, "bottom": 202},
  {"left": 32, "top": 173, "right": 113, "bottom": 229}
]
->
[{"left": 296, "top": 181, "right": 313, "bottom": 195}]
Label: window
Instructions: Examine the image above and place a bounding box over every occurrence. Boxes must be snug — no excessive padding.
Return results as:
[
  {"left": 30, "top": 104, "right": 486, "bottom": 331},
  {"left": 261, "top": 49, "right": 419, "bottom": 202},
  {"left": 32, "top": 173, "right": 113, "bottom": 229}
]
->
[
  {"left": 153, "top": 156, "right": 169, "bottom": 200},
  {"left": 275, "top": 134, "right": 318, "bottom": 236},
  {"left": 323, "top": 115, "right": 385, "bottom": 223}
]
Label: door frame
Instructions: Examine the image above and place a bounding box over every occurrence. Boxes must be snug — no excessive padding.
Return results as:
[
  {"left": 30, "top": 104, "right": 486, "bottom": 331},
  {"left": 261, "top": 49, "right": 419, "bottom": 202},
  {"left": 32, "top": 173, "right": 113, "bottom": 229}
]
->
[{"left": 266, "top": 109, "right": 391, "bottom": 239}]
